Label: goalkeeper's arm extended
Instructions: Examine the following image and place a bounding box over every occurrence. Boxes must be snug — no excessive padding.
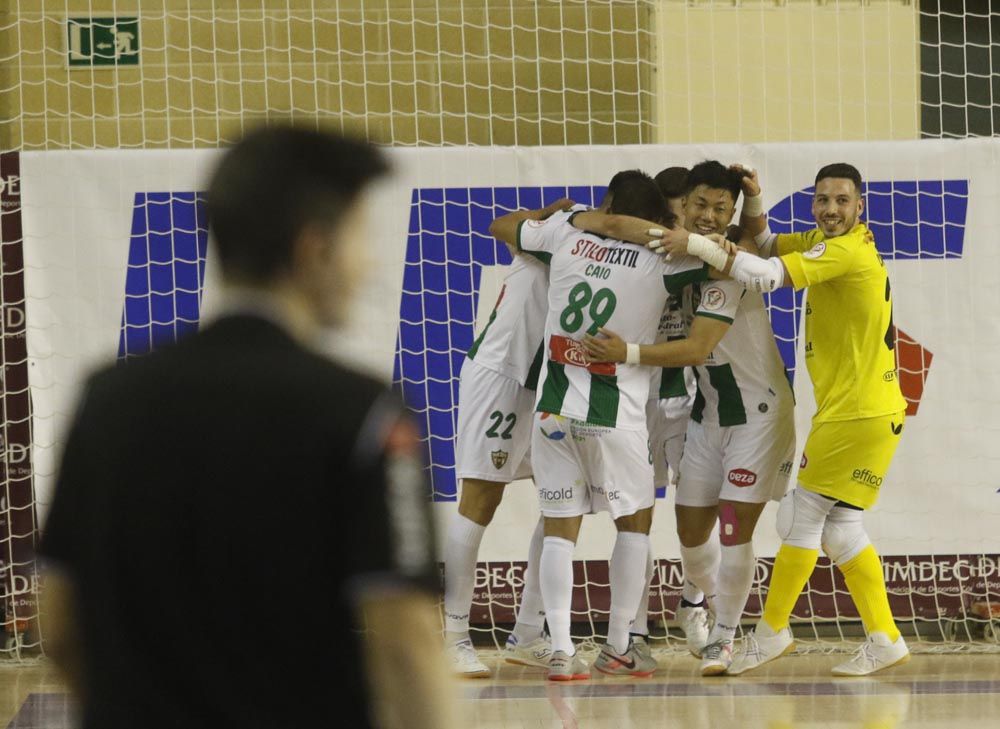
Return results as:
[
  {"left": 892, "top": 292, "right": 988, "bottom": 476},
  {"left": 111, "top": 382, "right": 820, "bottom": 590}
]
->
[{"left": 681, "top": 233, "right": 792, "bottom": 294}]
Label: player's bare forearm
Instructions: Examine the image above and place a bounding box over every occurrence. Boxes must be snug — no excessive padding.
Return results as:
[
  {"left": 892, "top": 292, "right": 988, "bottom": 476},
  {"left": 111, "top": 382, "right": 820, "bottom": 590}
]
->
[
  {"left": 361, "top": 592, "right": 462, "bottom": 729},
  {"left": 570, "top": 211, "right": 661, "bottom": 246},
  {"left": 582, "top": 326, "right": 722, "bottom": 367},
  {"left": 488, "top": 198, "right": 574, "bottom": 248}
]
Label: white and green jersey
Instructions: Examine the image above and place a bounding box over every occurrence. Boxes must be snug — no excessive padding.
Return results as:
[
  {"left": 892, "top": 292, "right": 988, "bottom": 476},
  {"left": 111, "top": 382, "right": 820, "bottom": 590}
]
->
[
  {"left": 687, "top": 279, "right": 794, "bottom": 426},
  {"left": 467, "top": 207, "right": 587, "bottom": 389},
  {"left": 518, "top": 212, "right": 707, "bottom": 430},
  {"left": 650, "top": 291, "right": 695, "bottom": 403}
]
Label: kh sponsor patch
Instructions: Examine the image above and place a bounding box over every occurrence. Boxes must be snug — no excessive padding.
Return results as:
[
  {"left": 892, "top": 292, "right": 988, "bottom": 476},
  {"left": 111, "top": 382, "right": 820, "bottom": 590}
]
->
[{"left": 548, "top": 334, "right": 616, "bottom": 375}]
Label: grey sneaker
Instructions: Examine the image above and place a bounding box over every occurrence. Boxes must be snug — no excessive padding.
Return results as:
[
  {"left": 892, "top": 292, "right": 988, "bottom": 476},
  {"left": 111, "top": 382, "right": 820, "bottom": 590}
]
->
[
  {"left": 700, "top": 638, "right": 734, "bottom": 676},
  {"left": 676, "top": 604, "right": 711, "bottom": 657},
  {"left": 631, "top": 634, "right": 653, "bottom": 664},
  {"left": 593, "top": 640, "right": 658, "bottom": 677},
  {"left": 548, "top": 650, "right": 591, "bottom": 681},
  {"left": 504, "top": 635, "right": 552, "bottom": 669}
]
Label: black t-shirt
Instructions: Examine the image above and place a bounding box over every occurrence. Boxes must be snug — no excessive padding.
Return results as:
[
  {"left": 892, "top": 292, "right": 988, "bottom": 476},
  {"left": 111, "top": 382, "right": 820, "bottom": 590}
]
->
[{"left": 39, "top": 315, "right": 438, "bottom": 729}]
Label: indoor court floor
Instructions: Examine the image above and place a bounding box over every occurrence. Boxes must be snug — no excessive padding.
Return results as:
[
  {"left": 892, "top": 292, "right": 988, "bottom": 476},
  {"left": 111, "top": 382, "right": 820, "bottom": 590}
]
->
[{"left": 0, "top": 652, "right": 997, "bottom": 728}]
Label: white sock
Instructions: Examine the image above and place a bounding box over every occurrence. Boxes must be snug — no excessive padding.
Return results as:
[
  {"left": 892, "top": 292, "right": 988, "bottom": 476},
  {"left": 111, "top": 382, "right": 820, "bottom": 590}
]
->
[
  {"left": 510, "top": 517, "right": 546, "bottom": 645},
  {"left": 711, "top": 542, "right": 756, "bottom": 643},
  {"left": 540, "top": 536, "right": 576, "bottom": 655},
  {"left": 679, "top": 539, "right": 721, "bottom": 606},
  {"left": 631, "top": 543, "right": 656, "bottom": 636},
  {"left": 443, "top": 514, "right": 487, "bottom": 635},
  {"left": 608, "top": 531, "right": 651, "bottom": 654}
]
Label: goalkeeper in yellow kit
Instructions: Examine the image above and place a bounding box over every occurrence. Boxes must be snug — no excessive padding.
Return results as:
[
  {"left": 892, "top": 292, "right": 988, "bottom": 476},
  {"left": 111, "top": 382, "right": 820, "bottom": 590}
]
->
[{"left": 661, "top": 163, "right": 909, "bottom": 676}]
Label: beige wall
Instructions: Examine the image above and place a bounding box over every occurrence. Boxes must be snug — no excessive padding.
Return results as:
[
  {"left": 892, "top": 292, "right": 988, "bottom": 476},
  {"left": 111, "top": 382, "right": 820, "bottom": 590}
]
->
[
  {"left": 0, "top": 1, "right": 657, "bottom": 150},
  {"left": 655, "top": 1, "right": 920, "bottom": 143}
]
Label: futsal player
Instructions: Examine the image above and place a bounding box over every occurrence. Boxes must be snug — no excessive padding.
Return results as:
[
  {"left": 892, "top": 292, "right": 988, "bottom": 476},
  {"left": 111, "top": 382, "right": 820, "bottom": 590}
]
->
[
  {"left": 444, "top": 196, "right": 577, "bottom": 677},
  {"left": 669, "top": 163, "right": 910, "bottom": 676},
  {"left": 580, "top": 161, "right": 796, "bottom": 675}
]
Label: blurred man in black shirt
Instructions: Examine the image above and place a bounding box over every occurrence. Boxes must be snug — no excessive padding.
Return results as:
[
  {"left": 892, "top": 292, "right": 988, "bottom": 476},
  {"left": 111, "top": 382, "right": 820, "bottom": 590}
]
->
[{"left": 39, "top": 126, "right": 457, "bottom": 729}]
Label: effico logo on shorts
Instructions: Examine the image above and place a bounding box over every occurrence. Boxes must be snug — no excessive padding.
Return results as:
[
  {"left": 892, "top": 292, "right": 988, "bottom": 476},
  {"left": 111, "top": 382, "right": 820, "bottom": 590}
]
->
[
  {"left": 549, "top": 334, "right": 616, "bottom": 375},
  {"left": 727, "top": 468, "right": 757, "bottom": 487},
  {"left": 539, "top": 487, "right": 573, "bottom": 502}
]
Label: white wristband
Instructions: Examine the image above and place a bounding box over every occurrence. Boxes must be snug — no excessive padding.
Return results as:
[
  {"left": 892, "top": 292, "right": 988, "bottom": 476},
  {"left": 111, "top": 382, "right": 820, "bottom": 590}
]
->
[
  {"left": 686, "top": 234, "right": 730, "bottom": 271},
  {"left": 625, "top": 343, "right": 641, "bottom": 365},
  {"left": 742, "top": 194, "right": 763, "bottom": 218}
]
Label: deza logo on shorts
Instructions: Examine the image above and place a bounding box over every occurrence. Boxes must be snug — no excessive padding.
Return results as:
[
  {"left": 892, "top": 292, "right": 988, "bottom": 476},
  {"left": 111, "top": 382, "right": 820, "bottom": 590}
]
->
[{"left": 728, "top": 468, "right": 757, "bottom": 487}]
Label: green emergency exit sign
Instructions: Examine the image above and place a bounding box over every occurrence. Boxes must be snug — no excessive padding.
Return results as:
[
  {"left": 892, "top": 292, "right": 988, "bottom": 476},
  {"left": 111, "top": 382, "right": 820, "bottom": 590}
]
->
[{"left": 67, "top": 17, "right": 139, "bottom": 67}]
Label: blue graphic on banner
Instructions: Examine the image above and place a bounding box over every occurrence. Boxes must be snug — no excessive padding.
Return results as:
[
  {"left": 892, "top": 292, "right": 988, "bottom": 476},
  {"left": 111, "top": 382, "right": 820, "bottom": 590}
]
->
[
  {"left": 394, "top": 180, "right": 968, "bottom": 501},
  {"left": 118, "top": 192, "right": 209, "bottom": 360}
]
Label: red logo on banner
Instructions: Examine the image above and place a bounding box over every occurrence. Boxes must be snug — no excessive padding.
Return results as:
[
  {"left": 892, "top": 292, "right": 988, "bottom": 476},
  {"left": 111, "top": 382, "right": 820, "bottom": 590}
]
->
[
  {"left": 727, "top": 468, "right": 757, "bottom": 487},
  {"left": 548, "top": 335, "right": 617, "bottom": 375}
]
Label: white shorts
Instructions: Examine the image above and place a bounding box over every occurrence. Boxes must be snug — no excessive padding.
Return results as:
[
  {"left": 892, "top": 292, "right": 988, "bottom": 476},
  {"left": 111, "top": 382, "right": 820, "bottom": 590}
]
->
[
  {"left": 531, "top": 413, "right": 655, "bottom": 519},
  {"left": 676, "top": 415, "right": 795, "bottom": 508},
  {"left": 646, "top": 398, "right": 692, "bottom": 489},
  {"left": 455, "top": 359, "right": 534, "bottom": 483}
]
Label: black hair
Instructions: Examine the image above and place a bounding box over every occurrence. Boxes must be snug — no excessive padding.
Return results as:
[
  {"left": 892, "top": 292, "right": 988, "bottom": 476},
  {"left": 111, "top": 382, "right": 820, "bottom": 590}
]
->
[
  {"left": 685, "top": 160, "right": 742, "bottom": 205},
  {"left": 654, "top": 166, "right": 689, "bottom": 200},
  {"left": 605, "top": 169, "right": 676, "bottom": 227},
  {"left": 207, "top": 125, "right": 388, "bottom": 284},
  {"left": 815, "top": 163, "right": 864, "bottom": 195}
]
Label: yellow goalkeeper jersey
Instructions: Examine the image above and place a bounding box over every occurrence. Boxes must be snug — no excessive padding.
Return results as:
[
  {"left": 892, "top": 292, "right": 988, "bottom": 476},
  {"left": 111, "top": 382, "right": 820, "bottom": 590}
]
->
[{"left": 777, "top": 223, "right": 907, "bottom": 423}]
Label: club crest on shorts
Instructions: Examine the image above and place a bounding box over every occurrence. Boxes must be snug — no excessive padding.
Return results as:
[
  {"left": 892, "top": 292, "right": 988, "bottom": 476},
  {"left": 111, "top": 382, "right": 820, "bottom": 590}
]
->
[{"left": 491, "top": 449, "right": 509, "bottom": 469}]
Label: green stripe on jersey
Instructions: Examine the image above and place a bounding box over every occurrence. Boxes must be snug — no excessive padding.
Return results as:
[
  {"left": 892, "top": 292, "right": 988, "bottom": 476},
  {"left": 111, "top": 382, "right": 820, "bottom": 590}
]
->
[
  {"left": 690, "top": 368, "right": 705, "bottom": 423},
  {"left": 663, "top": 263, "right": 711, "bottom": 295},
  {"left": 537, "top": 361, "right": 569, "bottom": 414},
  {"left": 587, "top": 374, "right": 620, "bottom": 427},
  {"left": 695, "top": 311, "right": 735, "bottom": 325},
  {"left": 707, "top": 363, "right": 747, "bottom": 426},
  {"left": 466, "top": 303, "right": 499, "bottom": 360},
  {"left": 524, "top": 342, "right": 544, "bottom": 391},
  {"left": 516, "top": 220, "right": 552, "bottom": 264},
  {"left": 659, "top": 367, "right": 688, "bottom": 399}
]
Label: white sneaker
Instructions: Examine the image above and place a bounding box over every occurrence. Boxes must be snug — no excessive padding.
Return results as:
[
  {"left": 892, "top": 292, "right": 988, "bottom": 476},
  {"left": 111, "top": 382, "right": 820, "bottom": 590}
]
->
[
  {"left": 446, "top": 638, "right": 491, "bottom": 678},
  {"left": 831, "top": 632, "right": 910, "bottom": 676},
  {"left": 548, "top": 650, "right": 591, "bottom": 681},
  {"left": 700, "top": 638, "right": 734, "bottom": 676},
  {"left": 503, "top": 635, "right": 552, "bottom": 669},
  {"left": 727, "top": 623, "right": 795, "bottom": 676},
  {"left": 676, "top": 604, "right": 711, "bottom": 657}
]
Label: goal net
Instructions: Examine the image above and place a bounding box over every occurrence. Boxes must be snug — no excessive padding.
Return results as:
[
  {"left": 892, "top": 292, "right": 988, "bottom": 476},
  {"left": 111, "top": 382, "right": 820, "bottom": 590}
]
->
[{"left": 1, "top": 0, "right": 997, "bottom": 659}]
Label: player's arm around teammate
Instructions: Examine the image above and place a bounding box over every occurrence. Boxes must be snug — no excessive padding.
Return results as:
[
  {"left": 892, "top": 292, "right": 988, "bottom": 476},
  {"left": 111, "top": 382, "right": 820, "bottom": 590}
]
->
[{"left": 677, "top": 164, "right": 911, "bottom": 677}]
